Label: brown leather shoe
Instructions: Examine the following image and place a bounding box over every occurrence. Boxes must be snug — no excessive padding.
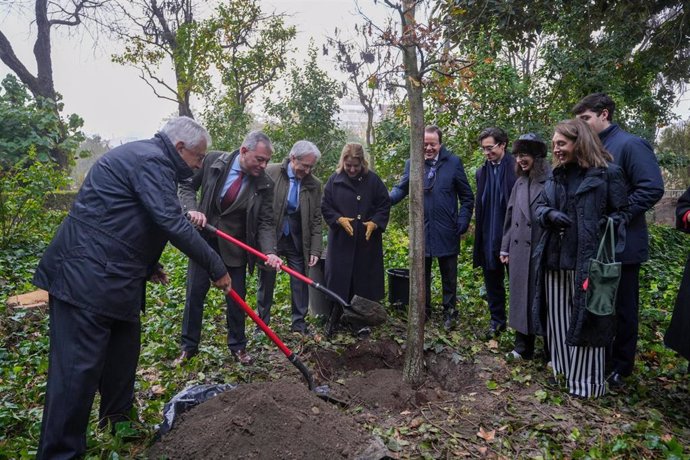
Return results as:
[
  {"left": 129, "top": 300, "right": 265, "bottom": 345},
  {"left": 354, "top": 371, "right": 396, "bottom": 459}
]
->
[
  {"left": 173, "top": 349, "right": 197, "bottom": 366},
  {"left": 231, "top": 349, "right": 253, "bottom": 366}
]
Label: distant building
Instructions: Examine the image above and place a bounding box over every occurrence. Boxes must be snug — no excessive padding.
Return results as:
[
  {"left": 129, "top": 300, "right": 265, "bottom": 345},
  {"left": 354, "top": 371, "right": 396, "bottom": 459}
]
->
[{"left": 337, "top": 98, "right": 390, "bottom": 142}]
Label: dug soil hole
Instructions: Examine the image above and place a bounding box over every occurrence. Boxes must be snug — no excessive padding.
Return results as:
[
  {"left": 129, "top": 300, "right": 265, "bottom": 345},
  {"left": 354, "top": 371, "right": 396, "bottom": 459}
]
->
[{"left": 311, "top": 339, "right": 481, "bottom": 412}]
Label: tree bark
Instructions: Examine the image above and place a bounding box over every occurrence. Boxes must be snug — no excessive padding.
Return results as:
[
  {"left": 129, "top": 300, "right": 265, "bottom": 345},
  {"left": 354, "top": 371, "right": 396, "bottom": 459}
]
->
[{"left": 401, "top": 0, "right": 426, "bottom": 389}]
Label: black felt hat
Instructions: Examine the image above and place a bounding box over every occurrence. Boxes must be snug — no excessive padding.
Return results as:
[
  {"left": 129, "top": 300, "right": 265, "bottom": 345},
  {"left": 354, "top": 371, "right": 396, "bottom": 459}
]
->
[{"left": 512, "top": 133, "right": 547, "bottom": 158}]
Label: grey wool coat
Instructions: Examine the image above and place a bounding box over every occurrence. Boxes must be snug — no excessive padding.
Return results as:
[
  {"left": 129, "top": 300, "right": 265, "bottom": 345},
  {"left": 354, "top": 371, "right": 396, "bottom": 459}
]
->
[{"left": 500, "top": 169, "right": 549, "bottom": 335}]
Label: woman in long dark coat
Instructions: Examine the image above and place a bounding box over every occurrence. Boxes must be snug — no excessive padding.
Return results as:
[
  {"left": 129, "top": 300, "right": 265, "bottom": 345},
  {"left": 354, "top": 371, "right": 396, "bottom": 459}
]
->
[
  {"left": 500, "top": 133, "right": 550, "bottom": 360},
  {"left": 322, "top": 143, "right": 391, "bottom": 307},
  {"left": 534, "top": 119, "right": 629, "bottom": 398},
  {"left": 664, "top": 187, "right": 690, "bottom": 361}
]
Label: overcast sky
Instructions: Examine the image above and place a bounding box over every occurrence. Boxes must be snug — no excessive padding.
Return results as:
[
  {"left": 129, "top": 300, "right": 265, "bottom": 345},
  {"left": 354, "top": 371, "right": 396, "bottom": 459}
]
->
[
  {"left": 0, "top": 0, "right": 390, "bottom": 142},
  {"left": 1, "top": 0, "right": 688, "bottom": 143}
]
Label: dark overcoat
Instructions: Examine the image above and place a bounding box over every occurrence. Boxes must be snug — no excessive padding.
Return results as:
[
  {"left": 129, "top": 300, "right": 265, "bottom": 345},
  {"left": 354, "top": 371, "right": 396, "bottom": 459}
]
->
[
  {"left": 390, "top": 146, "right": 474, "bottom": 257},
  {"left": 599, "top": 124, "right": 664, "bottom": 264},
  {"left": 322, "top": 170, "right": 391, "bottom": 302},
  {"left": 33, "top": 133, "right": 227, "bottom": 321},
  {"left": 473, "top": 153, "right": 517, "bottom": 268},
  {"left": 533, "top": 163, "right": 629, "bottom": 346},
  {"left": 664, "top": 187, "right": 690, "bottom": 360},
  {"left": 178, "top": 150, "right": 276, "bottom": 271},
  {"left": 500, "top": 167, "right": 549, "bottom": 335}
]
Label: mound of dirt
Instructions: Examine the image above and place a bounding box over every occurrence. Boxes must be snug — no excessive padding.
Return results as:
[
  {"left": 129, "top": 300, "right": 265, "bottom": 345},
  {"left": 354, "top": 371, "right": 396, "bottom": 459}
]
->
[{"left": 148, "top": 380, "right": 387, "bottom": 460}]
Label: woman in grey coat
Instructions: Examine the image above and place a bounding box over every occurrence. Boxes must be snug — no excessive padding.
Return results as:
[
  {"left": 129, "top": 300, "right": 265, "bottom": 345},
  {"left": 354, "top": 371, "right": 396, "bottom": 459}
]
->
[{"left": 500, "top": 133, "right": 550, "bottom": 360}]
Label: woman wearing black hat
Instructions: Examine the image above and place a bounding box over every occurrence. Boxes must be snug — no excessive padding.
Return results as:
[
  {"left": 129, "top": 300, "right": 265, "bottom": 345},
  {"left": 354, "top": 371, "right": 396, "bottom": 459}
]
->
[{"left": 500, "top": 133, "right": 551, "bottom": 360}]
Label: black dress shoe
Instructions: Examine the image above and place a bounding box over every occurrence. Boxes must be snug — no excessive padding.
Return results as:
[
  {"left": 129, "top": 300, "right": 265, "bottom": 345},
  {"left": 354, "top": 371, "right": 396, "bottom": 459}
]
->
[
  {"left": 607, "top": 372, "right": 626, "bottom": 389},
  {"left": 173, "top": 349, "right": 198, "bottom": 366}
]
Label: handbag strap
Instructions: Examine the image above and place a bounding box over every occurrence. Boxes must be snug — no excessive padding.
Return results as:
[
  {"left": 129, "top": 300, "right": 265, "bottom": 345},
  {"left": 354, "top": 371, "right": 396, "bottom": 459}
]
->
[{"left": 595, "top": 217, "right": 616, "bottom": 263}]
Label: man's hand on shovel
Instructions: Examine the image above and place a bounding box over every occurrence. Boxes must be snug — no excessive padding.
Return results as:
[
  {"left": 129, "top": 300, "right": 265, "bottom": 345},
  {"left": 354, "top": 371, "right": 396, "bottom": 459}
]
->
[
  {"left": 213, "top": 273, "right": 232, "bottom": 295},
  {"left": 187, "top": 210, "right": 207, "bottom": 229},
  {"left": 265, "top": 253, "right": 282, "bottom": 271}
]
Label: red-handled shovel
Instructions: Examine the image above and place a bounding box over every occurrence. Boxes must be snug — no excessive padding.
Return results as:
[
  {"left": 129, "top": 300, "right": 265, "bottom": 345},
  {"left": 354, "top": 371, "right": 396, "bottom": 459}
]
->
[{"left": 226, "top": 289, "right": 314, "bottom": 390}]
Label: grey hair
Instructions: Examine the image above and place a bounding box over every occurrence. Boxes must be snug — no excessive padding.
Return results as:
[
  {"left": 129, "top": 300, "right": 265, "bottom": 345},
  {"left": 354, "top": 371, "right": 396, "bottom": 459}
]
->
[
  {"left": 160, "top": 116, "right": 212, "bottom": 150},
  {"left": 242, "top": 131, "right": 273, "bottom": 154},
  {"left": 289, "top": 140, "right": 321, "bottom": 160}
]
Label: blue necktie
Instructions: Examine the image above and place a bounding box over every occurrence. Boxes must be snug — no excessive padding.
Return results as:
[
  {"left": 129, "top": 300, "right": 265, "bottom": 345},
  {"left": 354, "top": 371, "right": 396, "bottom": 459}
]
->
[{"left": 283, "top": 178, "right": 299, "bottom": 235}]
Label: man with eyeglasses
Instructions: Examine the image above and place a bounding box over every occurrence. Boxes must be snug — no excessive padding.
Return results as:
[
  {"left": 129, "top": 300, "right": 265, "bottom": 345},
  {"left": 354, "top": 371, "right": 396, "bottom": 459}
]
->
[
  {"left": 176, "top": 131, "right": 282, "bottom": 366},
  {"left": 390, "top": 125, "right": 474, "bottom": 330},
  {"left": 256, "top": 140, "right": 323, "bottom": 336},
  {"left": 474, "top": 127, "right": 517, "bottom": 340}
]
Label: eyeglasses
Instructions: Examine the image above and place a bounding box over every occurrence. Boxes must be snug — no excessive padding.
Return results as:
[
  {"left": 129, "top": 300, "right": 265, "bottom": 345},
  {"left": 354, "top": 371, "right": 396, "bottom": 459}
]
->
[
  {"left": 481, "top": 144, "right": 499, "bottom": 152},
  {"left": 182, "top": 145, "right": 206, "bottom": 161}
]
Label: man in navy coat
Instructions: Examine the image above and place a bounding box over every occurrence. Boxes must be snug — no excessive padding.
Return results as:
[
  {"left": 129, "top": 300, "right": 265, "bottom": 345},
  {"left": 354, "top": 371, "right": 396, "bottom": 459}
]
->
[
  {"left": 33, "top": 117, "right": 231, "bottom": 458},
  {"left": 473, "top": 127, "right": 517, "bottom": 339},
  {"left": 390, "top": 125, "right": 474, "bottom": 330},
  {"left": 574, "top": 93, "right": 664, "bottom": 386}
]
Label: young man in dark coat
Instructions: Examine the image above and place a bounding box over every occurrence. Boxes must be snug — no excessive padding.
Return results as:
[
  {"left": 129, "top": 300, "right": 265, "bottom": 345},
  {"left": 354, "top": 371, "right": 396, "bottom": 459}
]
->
[
  {"left": 33, "top": 117, "right": 232, "bottom": 459},
  {"left": 474, "top": 127, "right": 517, "bottom": 339},
  {"left": 574, "top": 93, "right": 664, "bottom": 387},
  {"left": 256, "top": 140, "right": 323, "bottom": 335},
  {"left": 390, "top": 125, "right": 475, "bottom": 330},
  {"left": 178, "top": 131, "right": 281, "bottom": 366}
]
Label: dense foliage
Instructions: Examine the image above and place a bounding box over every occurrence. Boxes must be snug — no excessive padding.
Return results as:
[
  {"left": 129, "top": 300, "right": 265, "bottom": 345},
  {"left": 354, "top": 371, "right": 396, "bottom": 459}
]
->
[
  {"left": 263, "top": 46, "right": 347, "bottom": 181},
  {"left": 0, "top": 76, "right": 84, "bottom": 170}
]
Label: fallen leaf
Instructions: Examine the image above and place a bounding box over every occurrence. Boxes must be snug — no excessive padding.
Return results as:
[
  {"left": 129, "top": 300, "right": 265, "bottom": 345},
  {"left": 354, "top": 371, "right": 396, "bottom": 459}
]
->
[
  {"left": 151, "top": 384, "right": 165, "bottom": 396},
  {"left": 662, "top": 434, "right": 673, "bottom": 442},
  {"left": 477, "top": 426, "right": 495, "bottom": 441},
  {"left": 478, "top": 446, "right": 488, "bottom": 456},
  {"left": 409, "top": 417, "right": 424, "bottom": 429}
]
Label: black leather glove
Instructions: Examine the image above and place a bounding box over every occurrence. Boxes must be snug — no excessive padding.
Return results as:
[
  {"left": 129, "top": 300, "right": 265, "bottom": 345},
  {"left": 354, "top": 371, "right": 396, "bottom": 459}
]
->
[{"left": 547, "top": 210, "right": 573, "bottom": 228}]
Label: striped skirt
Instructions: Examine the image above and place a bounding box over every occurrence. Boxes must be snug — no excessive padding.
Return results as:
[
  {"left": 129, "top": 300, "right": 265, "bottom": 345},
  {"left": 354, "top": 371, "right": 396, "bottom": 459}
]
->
[{"left": 545, "top": 269, "right": 606, "bottom": 398}]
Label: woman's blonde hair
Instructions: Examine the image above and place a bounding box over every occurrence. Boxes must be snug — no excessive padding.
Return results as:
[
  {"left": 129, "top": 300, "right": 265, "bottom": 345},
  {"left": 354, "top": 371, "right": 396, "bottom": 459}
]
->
[
  {"left": 336, "top": 142, "right": 369, "bottom": 174},
  {"left": 553, "top": 118, "right": 612, "bottom": 168}
]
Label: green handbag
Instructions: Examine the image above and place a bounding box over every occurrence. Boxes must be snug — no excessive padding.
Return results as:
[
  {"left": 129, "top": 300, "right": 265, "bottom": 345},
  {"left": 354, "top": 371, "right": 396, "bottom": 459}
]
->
[{"left": 584, "top": 217, "right": 621, "bottom": 316}]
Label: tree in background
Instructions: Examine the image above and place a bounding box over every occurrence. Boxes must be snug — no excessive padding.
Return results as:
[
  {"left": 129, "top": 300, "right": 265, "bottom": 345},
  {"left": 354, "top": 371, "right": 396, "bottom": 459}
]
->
[
  {"left": 438, "top": 0, "right": 690, "bottom": 143},
  {"left": 112, "top": 0, "right": 295, "bottom": 148},
  {"left": 0, "top": 0, "right": 106, "bottom": 167},
  {"left": 657, "top": 118, "right": 690, "bottom": 189},
  {"left": 201, "top": 0, "right": 296, "bottom": 150},
  {"left": 326, "top": 23, "right": 395, "bottom": 152},
  {"left": 0, "top": 75, "right": 83, "bottom": 170},
  {"left": 112, "top": 0, "right": 213, "bottom": 118},
  {"left": 263, "top": 45, "right": 346, "bottom": 180}
]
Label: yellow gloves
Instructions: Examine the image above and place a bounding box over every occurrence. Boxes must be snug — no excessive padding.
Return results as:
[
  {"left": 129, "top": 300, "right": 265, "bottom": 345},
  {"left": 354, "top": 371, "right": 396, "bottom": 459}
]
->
[
  {"left": 337, "top": 216, "right": 354, "bottom": 236},
  {"left": 363, "top": 221, "right": 377, "bottom": 241}
]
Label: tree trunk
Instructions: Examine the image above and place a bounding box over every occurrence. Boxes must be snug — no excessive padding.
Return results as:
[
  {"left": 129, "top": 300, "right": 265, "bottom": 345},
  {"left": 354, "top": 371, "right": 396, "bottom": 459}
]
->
[{"left": 401, "top": 0, "right": 426, "bottom": 388}]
